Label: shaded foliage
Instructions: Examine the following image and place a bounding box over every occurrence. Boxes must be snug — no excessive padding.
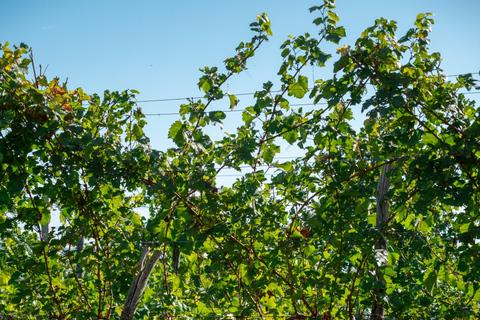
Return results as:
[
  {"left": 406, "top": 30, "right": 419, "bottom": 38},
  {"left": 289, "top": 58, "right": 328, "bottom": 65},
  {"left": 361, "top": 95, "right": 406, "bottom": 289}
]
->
[{"left": 1, "top": 1, "right": 480, "bottom": 319}]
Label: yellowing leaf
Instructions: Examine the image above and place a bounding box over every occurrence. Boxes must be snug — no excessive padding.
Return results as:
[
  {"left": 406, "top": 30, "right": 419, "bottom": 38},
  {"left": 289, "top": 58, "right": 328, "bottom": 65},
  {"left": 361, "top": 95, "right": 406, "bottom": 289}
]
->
[
  {"left": 336, "top": 45, "right": 350, "bottom": 56},
  {"left": 228, "top": 94, "right": 239, "bottom": 110}
]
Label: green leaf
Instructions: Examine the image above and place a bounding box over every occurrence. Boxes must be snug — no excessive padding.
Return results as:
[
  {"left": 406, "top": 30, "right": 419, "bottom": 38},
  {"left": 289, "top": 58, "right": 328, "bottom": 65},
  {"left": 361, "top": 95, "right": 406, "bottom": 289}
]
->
[
  {"left": 260, "top": 295, "right": 277, "bottom": 309},
  {"left": 168, "top": 120, "right": 187, "bottom": 145},
  {"left": 460, "top": 223, "right": 470, "bottom": 233},
  {"left": 312, "top": 17, "right": 324, "bottom": 26},
  {"left": 419, "top": 216, "right": 433, "bottom": 232},
  {"left": 208, "top": 110, "right": 226, "bottom": 127},
  {"left": 262, "top": 144, "right": 280, "bottom": 163},
  {"left": 422, "top": 133, "right": 438, "bottom": 145},
  {"left": 367, "top": 212, "right": 376, "bottom": 225},
  {"left": 276, "top": 162, "right": 292, "bottom": 171},
  {"left": 283, "top": 130, "right": 298, "bottom": 145},
  {"left": 242, "top": 111, "right": 256, "bottom": 125},
  {"left": 168, "top": 120, "right": 182, "bottom": 139},
  {"left": 27, "top": 88, "right": 45, "bottom": 104},
  {"left": 423, "top": 270, "right": 437, "bottom": 295},
  {"left": 198, "top": 77, "right": 211, "bottom": 93},
  {"left": 40, "top": 210, "right": 51, "bottom": 227},
  {"left": 8, "top": 271, "right": 25, "bottom": 285},
  {"left": 289, "top": 75, "right": 309, "bottom": 98},
  {"left": 153, "top": 220, "right": 170, "bottom": 239},
  {"left": 132, "top": 123, "right": 143, "bottom": 140}
]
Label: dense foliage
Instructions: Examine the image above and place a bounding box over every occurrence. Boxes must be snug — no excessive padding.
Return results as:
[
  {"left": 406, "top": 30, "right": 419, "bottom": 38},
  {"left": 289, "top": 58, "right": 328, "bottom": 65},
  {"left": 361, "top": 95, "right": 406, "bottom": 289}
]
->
[{"left": 1, "top": 1, "right": 479, "bottom": 319}]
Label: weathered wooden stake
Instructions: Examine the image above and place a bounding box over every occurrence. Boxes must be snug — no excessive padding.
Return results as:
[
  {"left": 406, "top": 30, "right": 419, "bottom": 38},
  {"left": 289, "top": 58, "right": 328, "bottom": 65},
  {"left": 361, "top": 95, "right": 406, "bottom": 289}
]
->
[{"left": 120, "top": 246, "right": 162, "bottom": 320}]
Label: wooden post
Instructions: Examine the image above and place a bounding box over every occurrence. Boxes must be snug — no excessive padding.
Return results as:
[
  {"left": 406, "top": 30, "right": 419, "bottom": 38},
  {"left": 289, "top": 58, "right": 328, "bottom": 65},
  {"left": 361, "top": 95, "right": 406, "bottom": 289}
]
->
[
  {"left": 120, "top": 246, "right": 162, "bottom": 320},
  {"left": 76, "top": 236, "right": 85, "bottom": 278},
  {"left": 41, "top": 196, "right": 51, "bottom": 242},
  {"left": 40, "top": 222, "right": 50, "bottom": 241}
]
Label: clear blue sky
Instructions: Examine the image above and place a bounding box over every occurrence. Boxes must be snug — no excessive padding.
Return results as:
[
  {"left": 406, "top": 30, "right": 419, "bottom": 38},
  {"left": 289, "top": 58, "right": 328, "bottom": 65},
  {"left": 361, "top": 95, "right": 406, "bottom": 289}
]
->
[{"left": 2, "top": 0, "right": 479, "bottom": 154}]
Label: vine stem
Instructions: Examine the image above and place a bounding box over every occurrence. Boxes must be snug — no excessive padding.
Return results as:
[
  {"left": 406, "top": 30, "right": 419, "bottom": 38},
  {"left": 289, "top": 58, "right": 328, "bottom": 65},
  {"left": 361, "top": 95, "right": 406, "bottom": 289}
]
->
[
  {"left": 347, "top": 254, "right": 367, "bottom": 319},
  {"left": 253, "top": 59, "right": 309, "bottom": 173},
  {"left": 66, "top": 254, "right": 93, "bottom": 312},
  {"left": 42, "top": 247, "right": 65, "bottom": 318},
  {"left": 184, "top": 37, "right": 267, "bottom": 156},
  {"left": 225, "top": 258, "right": 266, "bottom": 320}
]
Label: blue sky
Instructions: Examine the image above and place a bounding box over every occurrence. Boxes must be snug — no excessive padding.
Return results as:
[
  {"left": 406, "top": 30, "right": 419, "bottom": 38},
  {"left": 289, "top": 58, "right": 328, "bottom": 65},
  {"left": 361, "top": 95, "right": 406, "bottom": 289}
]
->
[{"left": 2, "top": 0, "right": 479, "bottom": 153}]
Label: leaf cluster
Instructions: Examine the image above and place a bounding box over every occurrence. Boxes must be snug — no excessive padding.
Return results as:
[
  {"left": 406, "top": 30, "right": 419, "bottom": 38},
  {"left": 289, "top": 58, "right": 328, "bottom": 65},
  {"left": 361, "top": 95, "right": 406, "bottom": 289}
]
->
[{"left": 1, "top": 1, "right": 480, "bottom": 319}]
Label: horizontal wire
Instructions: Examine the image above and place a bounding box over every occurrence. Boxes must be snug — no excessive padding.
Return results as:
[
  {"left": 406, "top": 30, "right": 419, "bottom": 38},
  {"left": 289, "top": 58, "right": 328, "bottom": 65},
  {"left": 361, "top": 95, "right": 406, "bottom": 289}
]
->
[
  {"left": 141, "top": 92, "right": 479, "bottom": 117},
  {"left": 137, "top": 91, "right": 259, "bottom": 103},
  {"left": 134, "top": 71, "right": 479, "bottom": 105},
  {"left": 143, "top": 102, "right": 322, "bottom": 116},
  {"left": 142, "top": 93, "right": 479, "bottom": 116},
  {"left": 139, "top": 89, "right": 479, "bottom": 112}
]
